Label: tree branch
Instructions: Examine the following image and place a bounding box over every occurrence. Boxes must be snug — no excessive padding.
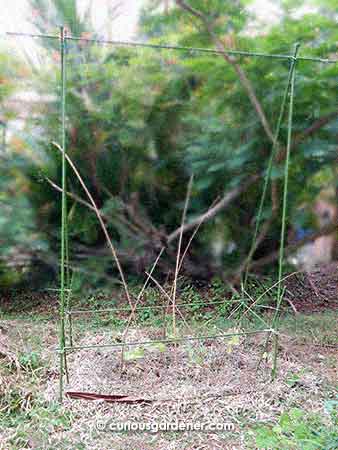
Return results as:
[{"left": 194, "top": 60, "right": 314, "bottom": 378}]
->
[
  {"left": 168, "top": 174, "right": 260, "bottom": 243},
  {"left": 175, "top": 0, "right": 275, "bottom": 143},
  {"left": 275, "top": 110, "right": 338, "bottom": 162},
  {"left": 294, "top": 110, "right": 338, "bottom": 145},
  {"left": 249, "top": 222, "right": 338, "bottom": 271},
  {"left": 171, "top": 3, "right": 337, "bottom": 256}
]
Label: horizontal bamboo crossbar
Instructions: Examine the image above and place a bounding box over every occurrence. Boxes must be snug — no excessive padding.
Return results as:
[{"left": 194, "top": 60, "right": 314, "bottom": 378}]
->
[
  {"left": 58, "top": 328, "right": 273, "bottom": 352},
  {"left": 4, "top": 31, "right": 337, "bottom": 64}
]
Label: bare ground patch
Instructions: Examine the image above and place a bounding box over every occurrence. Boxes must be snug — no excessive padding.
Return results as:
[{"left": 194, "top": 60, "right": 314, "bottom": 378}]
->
[{"left": 285, "top": 262, "right": 338, "bottom": 312}]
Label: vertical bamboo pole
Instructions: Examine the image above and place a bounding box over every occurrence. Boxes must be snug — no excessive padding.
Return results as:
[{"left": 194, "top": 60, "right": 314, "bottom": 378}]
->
[
  {"left": 59, "top": 25, "right": 67, "bottom": 402},
  {"left": 243, "top": 54, "right": 300, "bottom": 289},
  {"left": 67, "top": 289, "right": 74, "bottom": 348},
  {"left": 271, "top": 43, "right": 300, "bottom": 379}
]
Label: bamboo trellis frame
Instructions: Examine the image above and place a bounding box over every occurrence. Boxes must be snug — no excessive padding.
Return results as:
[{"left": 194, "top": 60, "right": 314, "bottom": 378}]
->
[{"left": 4, "top": 28, "right": 336, "bottom": 403}]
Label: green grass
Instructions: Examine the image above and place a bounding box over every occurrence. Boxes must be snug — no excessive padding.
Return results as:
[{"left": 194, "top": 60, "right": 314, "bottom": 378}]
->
[
  {"left": 1, "top": 396, "right": 73, "bottom": 448},
  {"left": 280, "top": 311, "right": 338, "bottom": 346},
  {"left": 0, "top": 346, "right": 74, "bottom": 449},
  {"left": 247, "top": 404, "right": 338, "bottom": 450}
]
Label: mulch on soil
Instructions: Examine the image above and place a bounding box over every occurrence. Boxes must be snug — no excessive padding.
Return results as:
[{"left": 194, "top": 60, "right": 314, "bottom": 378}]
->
[{"left": 41, "top": 326, "right": 336, "bottom": 450}]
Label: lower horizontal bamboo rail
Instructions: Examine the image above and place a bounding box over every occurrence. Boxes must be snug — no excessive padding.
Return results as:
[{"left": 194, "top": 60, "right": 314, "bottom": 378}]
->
[{"left": 58, "top": 328, "right": 273, "bottom": 352}]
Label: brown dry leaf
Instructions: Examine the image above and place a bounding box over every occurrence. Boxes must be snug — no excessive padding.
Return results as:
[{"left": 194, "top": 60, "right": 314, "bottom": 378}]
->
[{"left": 66, "top": 391, "right": 153, "bottom": 404}]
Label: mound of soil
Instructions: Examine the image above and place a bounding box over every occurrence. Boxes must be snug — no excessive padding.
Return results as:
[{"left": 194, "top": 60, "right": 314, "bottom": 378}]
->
[{"left": 285, "top": 262, "right": 338, "bottom": 313}]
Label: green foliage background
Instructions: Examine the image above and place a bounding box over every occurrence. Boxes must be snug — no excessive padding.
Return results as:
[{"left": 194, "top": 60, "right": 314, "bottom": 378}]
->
[{"left": 0, "top": 0, "right": 337, "bottom": 290}]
